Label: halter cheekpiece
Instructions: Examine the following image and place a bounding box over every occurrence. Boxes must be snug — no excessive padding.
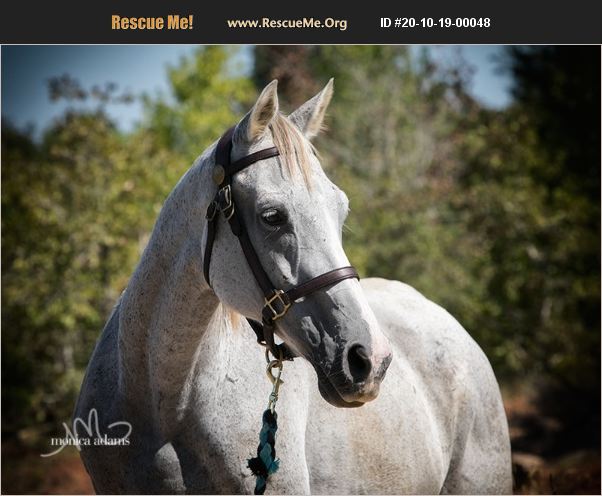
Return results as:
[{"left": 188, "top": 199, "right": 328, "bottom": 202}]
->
[{"left": 203, "top": 126, "right": 359, "bottom": 360}]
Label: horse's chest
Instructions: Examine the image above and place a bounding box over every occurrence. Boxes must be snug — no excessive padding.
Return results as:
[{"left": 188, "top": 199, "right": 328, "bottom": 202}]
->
[
  {"left": 187, "top": 348, "right": 309, "bottom": 491},
  {"left": 304, "top": 367, "right": 449, "bottom": 494},
  {"left": 190, "top": 343, "right": 448, "bottom": 494}
]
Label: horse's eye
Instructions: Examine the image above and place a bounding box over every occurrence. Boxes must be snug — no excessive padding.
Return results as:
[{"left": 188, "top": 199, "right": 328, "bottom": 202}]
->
[{"left": 261, "top": 209, "right": 286, "bottom": 226}]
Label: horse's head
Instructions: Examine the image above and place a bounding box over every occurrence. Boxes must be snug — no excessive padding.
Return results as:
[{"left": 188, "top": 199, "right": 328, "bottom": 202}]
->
[{"left": 207, "top": 80, "right": 392, "bottom": 407}]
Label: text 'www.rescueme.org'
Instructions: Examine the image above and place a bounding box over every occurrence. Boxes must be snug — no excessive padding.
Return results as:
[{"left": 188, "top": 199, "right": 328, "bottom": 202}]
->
[{"left": 226, "top": 17, "right": 348, "bottom": 31}]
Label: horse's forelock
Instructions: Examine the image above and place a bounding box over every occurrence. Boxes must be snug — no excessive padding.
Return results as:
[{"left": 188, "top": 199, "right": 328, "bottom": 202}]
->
[{"left": 269, "top": 113, "right": 317, "bottom": 188}]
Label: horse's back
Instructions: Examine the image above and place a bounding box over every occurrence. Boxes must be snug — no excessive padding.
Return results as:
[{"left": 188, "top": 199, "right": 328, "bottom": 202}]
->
[{"left": 305, "top": 277, "right": 512, "bottom": 494}]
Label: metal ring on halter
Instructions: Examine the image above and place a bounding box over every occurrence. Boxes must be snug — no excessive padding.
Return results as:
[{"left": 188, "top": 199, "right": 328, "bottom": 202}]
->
[
  {"left": 264, "top": 345, "right": 283, "bottom": 363},
  {"left": 218, "top": 184, "right": 235, "bottom": 221},
  {"left": 265, "top": 347, "right": 284, "bottom": 386}
]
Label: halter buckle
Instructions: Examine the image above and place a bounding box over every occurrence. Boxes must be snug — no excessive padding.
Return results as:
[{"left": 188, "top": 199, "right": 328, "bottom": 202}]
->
[
  {"left": 264, "top": 290, "right": 291, "bottom": 322},
  {"left": 218, "top": 184, "right": 235, "bottom": 220}
]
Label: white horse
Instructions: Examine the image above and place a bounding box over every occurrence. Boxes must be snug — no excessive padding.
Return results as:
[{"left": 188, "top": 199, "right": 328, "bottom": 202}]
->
[{"left": 74, "top": 79, "right": 512, "bottom": 494}]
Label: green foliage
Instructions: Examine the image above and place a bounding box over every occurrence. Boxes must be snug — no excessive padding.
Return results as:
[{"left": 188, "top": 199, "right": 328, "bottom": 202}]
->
[
  {"left": 2, "top": 111, "right": 168, "bottom": 428},
  {"left": 458, "top": 47, "right": 600, "bottom": 387},
  {"left": 143, "top": 45, "right": 255, "bottom": 164},
  {"left": 1, "top": 46, "right": 255, "bottom": 431}
]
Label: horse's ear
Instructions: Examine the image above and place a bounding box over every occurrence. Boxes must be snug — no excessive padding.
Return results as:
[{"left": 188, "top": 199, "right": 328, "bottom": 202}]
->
[
  {"left": 288, "top": 78, "right": 334, "bottom": 139},
  {"left": 234, "top": 80, "right": 279, "bottom": 144}
]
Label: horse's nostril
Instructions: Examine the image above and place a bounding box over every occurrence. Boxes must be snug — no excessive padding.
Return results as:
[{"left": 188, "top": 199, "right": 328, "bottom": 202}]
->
[{"left": 347, "top": 344, "right": 372, "bottom": 383}]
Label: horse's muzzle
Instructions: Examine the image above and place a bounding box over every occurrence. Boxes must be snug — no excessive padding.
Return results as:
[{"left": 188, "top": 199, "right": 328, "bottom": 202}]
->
[{"left": 315, "top": 345, "right": 392, "bottom": 407}]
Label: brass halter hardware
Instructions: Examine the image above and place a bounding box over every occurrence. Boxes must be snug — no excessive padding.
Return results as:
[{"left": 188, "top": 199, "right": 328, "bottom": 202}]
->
[
  {"left": 264, "top": 290, "right": 292, "bottom": 321},
  {"left": 212, "top": 164, "right": 226, "bottom": 185}
]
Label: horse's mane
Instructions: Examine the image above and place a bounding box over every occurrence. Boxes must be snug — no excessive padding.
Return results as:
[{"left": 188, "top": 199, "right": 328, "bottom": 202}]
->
[
  {"left": 269, "top": 113, "right": 316, "bottom": 187},
  {"left": 214, "top": 303, "right": 244, "bottom": 333}
]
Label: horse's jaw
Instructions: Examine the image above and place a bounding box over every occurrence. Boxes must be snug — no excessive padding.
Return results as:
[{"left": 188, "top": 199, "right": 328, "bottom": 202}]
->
[
  {"left": 318, "top": 382, "right": 365, "bottom": 408},
  {"left": 313, "top": 364, "right": 372, "bottom": 408}
]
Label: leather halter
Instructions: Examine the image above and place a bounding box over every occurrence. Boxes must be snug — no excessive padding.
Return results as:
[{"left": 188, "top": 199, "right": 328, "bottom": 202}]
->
[{"left": 203, "top": 126, "right": 359, "bottom": 360}]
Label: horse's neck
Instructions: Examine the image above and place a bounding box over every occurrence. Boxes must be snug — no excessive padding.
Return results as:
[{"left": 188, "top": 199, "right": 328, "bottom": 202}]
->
[{"left": 117, "top": 156, "right": 220, "bottom": 422}]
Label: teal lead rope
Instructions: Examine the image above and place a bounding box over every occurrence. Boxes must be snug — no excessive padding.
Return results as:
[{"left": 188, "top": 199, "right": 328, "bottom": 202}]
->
[
  {"left": 248, "top": 409, "right": 280, "bottom": 494},
  {"left": 248, "top": 352, "right": 284, "bottom": 495}
]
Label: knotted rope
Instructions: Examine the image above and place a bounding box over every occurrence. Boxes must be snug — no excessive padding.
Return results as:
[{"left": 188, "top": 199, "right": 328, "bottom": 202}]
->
[{"left": 248, "top": 409, "right": 280, "bottom": 494}]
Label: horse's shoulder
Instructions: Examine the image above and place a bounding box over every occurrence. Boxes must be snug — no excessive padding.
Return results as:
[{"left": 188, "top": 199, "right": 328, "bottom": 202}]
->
[
  {"left": 360, "top": 277, "right": 495, "bottom": 390},
  {"left": 360, "top": 276, "right": 464, "bottom": 336}
]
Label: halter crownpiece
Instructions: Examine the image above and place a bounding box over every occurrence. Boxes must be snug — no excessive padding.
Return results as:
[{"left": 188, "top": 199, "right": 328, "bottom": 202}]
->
[{"left": 203, "top": 126, "right": 359, "bottom": 360}]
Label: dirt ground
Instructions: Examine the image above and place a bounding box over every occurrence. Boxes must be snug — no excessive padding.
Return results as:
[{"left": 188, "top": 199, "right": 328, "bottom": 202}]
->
[
  {"left": 1, "top": 440, "right": 94, "bottom": 494},
  {"left": 2, "top": 387, "right": 600, "bottom": 495},
  {"left": 505, "top": 385, "right": 600, "bottom": 494}
]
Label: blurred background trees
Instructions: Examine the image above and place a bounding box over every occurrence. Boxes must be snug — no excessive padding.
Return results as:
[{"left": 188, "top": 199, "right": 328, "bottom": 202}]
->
[{"left": 2, "top": 45, "right": 600, "bottom": 491}]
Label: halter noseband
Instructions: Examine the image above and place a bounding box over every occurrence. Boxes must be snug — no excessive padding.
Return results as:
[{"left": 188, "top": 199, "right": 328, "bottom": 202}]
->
[{"left": 203, "top": 126, "right": 359, "bottom": 360}]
